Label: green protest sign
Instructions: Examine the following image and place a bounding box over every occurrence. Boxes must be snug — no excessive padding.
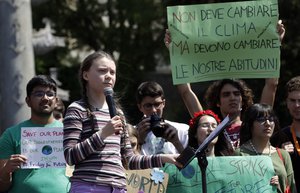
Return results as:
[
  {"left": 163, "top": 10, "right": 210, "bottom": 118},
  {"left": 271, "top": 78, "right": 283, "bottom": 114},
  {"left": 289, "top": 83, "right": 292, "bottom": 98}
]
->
[
  {"left": 163, "top": 156, "right": 276, "bottom": 193},
  {"left": 167, "top": 0, "right": 280, "bottom": 84}
]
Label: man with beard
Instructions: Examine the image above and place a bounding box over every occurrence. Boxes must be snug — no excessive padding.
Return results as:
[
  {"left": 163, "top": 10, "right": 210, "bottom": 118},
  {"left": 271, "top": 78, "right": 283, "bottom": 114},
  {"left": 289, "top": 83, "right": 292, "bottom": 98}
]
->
[
  {"left": 0, "top": 75, "right": 69, "bottom": 193},
  {"left": 271, "top": 76, "right": 300, "bottom": 192}
]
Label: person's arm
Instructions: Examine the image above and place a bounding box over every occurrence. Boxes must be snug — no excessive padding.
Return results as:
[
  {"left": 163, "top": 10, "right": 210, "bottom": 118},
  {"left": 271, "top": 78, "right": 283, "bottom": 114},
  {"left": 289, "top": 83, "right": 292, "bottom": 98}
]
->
[
  {"left": 164, "top": 29, "right": 203, "bottom": 116},
  {"left": 260, "top": 21, "right": 285, "bottom": 106},
  {"left": 63, "top": 114, "right": 102, "bottom": 165},
  {"left": 177, "top": 83, "right": 203, "bottom": 117},
  {"left": 0, "top": 154, "right": 27, "bottom": 192},
  {"left": 162, "top": 123, "right": 184, "bottom": 153},
  {"left": 0, "top": 159, "right": 12, "bottom": 192},
  {"left": 135, "top": 116, "right": 151, "bottom": 146},
  {"left": 260, "top": 78, "right": 278, "bottom": 106},
  {"left": 164, "top": 29, "right": 171, "bottom": 49},
  {"left": 63, "top": 107, "right": 118, "bottom": 166},
  {"left": 127, "top": 153, "right": 181, "bottom": 169},
  {"left": 277, "top": 19, "right": 285, "bottom": 43}
]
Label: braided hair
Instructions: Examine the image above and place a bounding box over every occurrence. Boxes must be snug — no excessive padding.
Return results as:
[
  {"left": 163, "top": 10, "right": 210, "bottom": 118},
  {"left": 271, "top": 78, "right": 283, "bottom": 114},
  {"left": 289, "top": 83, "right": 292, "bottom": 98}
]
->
[{"left": 79, "top": 51, "right": 115, "bottom": 131}]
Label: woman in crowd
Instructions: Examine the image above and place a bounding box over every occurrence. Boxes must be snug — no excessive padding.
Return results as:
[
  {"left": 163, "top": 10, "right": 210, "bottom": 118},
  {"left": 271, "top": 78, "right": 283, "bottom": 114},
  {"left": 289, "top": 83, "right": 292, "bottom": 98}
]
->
[
  {"left": 235, "top": 103, "right": 297, "bottom": 193},
  {"left": 188, "top": 110, "right": 233, "bottom": 157}
]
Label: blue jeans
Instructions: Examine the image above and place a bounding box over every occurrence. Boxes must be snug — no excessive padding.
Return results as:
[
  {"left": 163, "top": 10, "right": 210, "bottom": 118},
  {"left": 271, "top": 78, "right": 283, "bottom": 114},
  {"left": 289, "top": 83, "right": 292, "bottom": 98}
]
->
[{"left": 69, "top": 181, "right": 126, "bottom": 193}]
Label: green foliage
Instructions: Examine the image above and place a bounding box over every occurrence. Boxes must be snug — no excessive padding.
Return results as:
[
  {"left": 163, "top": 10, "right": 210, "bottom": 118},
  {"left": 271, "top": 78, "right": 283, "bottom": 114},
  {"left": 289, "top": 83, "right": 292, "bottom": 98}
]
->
[
  {"left": 32, "top": 0, "right": 300, "bottom": 126},
  {"left": 32, "top": 0, "right": 169, "bottom": 124}
]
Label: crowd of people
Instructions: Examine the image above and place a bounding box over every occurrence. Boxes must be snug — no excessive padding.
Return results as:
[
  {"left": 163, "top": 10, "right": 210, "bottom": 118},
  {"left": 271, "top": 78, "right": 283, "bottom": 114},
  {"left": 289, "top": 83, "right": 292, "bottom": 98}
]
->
[{"left": 0, "top": 7, "right": 298, "bottom": 193}]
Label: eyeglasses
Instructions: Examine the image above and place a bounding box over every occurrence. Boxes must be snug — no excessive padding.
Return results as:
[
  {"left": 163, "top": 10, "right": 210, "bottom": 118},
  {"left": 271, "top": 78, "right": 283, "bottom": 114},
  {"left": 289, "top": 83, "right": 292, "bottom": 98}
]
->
[
  {"left": 142, "top": 101, "right": 164, "bottom": 110},
  {"left": 31, "top": 91, "right": 56, "bottom": 99},
  {"left": 255, "top": 116, "right": 275, "bottom": 123},
  {"left": 199, "top": 122, "right": 218, "bottom": 129}
]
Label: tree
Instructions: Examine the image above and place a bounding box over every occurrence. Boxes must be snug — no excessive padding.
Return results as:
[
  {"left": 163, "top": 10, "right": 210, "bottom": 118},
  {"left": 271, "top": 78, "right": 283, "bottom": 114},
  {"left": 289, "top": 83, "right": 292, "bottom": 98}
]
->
[
  {"left": 32, "top": 0, "right": 169, "bottom": 124},
  {"left": 31, "top": 0, "right": 300, "bottom": 126}
]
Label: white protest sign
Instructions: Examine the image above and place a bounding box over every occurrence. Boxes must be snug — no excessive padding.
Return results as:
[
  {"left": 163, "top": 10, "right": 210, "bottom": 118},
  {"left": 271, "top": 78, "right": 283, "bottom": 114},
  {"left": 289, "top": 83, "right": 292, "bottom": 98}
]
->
[{"left": 21, "top": 127, "right": 66, "bottom": 168}]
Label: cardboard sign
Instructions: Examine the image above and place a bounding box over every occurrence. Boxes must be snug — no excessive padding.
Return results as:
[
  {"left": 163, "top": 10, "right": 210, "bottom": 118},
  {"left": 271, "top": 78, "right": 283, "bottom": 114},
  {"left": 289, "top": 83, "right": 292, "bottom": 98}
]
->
[
  {"left": 163, "top": 156, "right": 277, "bottom": 193},
  {"left": 167, "top": 0, "right": 280, "bottom": 84},
  {"left": 21, "top": 127, "right": 66, "bottom": 168},
  {"left": 126, "top": 168, "right": 169, "bottom": 193}
]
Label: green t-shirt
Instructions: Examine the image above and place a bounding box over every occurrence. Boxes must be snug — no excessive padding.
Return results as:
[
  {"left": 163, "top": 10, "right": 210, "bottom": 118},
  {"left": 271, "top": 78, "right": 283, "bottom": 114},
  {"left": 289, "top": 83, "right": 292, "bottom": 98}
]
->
[
  {"left": 0, "top": 120, "right": 70, "bottom": 193},
  {"left": 235, "top": 147, "right": 297, "bottom": 193}
]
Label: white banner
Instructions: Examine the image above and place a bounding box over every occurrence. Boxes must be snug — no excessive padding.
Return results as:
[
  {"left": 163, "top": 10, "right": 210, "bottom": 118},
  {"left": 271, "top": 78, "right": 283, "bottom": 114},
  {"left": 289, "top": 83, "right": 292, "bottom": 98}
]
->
[{"left": 21, "top": 127, "right": 66, "bottom": 168}]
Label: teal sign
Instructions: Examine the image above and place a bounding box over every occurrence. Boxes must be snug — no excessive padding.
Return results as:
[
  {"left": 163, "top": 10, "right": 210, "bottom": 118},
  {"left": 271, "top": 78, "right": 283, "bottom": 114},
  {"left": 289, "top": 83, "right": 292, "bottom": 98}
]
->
[{"left": 163, "top": 156, "right": 277, "bottom": 193}]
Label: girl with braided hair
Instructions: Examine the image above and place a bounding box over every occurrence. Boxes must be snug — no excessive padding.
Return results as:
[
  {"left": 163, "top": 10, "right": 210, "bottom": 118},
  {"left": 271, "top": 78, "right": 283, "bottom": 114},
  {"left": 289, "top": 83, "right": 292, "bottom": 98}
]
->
[{"left": 63, "top": 51, "right": 180, "bottom": 193}]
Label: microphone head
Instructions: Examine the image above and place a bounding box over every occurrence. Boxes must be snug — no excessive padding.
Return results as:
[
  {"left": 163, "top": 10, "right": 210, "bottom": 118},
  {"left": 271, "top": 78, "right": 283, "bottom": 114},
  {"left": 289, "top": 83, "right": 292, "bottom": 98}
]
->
[{"left": 104, "top": 87, "right": 113, "bottom": 96}]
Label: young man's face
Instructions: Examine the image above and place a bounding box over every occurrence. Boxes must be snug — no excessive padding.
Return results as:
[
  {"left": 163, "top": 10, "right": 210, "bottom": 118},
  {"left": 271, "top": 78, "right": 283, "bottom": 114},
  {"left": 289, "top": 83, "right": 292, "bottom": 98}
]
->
[
  {"left": 137, "top": 96, "right": 165, "bottom": 118},
  {"left": 218, "top": 83, "right": 242, "bottom": 116},
  {"left": 26, "top": 86, "right": 57, "bottom": 117},
  {"left": 286, "top": 90, "right": 300, "bottom": 121}
]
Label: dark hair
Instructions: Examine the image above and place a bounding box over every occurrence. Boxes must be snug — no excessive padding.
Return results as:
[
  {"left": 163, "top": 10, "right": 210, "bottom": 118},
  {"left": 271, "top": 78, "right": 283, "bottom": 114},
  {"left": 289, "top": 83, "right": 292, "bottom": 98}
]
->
[
  {"left": 285, "top": 76, "right": 300, "bottom": 98},
  {"left": 127, "top": 124, "right": 138, "bottom": 138},
  {"left": 240, "top": 103, "right": 280, "bottom": 145},
  {"left": 55, "top": 98, "right": 65, "bottom": 111},
  {"left": 204, "top": 79, "right": 254, "bottom": 119},
  {"left": 135, "top": 81, "right": 165, "bottom": 104},
  {"left": 188, "top": 110, "right": 233, "bottom": 156},
  {"left": 54, "top": 98, "right": 65, "bottom": 120},
  {"left": 26, "top": 75, "right": 57, "bottom": 97}
]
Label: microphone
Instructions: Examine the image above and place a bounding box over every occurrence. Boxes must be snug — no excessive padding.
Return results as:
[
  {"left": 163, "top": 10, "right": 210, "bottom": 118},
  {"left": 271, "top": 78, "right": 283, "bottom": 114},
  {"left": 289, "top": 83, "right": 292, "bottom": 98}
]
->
[{"left": 103, "top": 87, "right": 117, "bottom": 118}]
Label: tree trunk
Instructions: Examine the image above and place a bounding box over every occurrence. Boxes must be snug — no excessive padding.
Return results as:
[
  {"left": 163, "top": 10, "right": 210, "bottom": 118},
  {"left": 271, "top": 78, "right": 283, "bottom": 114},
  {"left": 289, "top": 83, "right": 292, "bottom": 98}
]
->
[{"left": 0, "top": 0, "right": 35, "bottom": 134}]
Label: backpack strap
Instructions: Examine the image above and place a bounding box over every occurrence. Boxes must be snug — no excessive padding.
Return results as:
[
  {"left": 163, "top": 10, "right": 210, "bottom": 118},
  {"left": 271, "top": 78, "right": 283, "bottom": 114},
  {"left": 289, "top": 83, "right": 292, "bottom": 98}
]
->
[
  {"left": 276, "top": 147, "right": 291, "bottom": 192},
  {"left": 276, "top": 147, "right": 285, "bottom": 165}
]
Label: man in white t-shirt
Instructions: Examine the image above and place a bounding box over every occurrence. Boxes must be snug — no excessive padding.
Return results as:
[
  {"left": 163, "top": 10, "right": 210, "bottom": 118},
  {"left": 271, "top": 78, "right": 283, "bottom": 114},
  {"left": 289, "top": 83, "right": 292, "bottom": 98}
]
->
[{"left": 135, "top": 81, "right": 189, "bottom": 155}]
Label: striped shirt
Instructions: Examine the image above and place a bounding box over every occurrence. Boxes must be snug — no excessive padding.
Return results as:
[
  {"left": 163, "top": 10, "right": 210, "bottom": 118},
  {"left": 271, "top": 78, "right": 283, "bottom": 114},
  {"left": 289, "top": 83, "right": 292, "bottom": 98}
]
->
[{"left": 63, "top": 99, "right": 163, "bottom": 188}]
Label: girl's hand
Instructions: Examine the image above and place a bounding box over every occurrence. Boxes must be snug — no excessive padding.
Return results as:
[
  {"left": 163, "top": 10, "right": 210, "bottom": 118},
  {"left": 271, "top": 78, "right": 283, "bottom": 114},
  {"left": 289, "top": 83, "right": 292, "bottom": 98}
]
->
[
  {"left": 161, "top": 154, "right": 183, "bottom": 168},
  {"left": 100, "top": 115, "right": 124, "bottom": 139}
]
